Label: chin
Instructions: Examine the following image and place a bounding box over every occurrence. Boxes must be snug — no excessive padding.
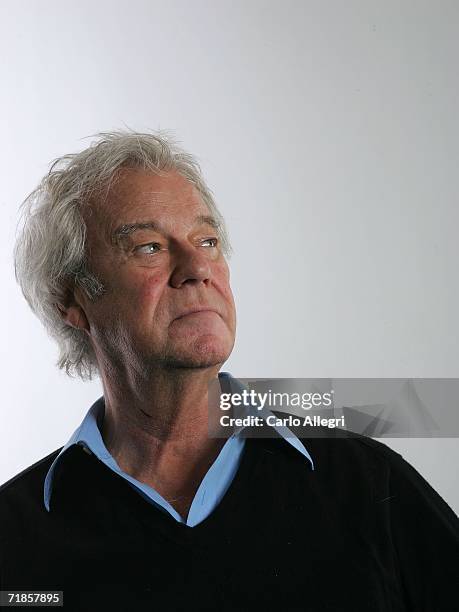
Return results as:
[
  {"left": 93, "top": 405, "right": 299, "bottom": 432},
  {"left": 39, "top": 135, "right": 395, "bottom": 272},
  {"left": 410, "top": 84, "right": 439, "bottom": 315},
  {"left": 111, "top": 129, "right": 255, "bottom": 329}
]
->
[{"left": 165, "top": 335, "right": 233, "bottom": 369}]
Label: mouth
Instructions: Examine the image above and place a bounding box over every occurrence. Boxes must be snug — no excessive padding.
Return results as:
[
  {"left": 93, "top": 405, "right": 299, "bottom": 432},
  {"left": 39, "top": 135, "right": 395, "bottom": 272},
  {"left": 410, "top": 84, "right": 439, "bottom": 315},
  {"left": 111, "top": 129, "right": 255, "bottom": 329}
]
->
[{"left": 174, "top": 308, "right": 220, "bottom": 321}]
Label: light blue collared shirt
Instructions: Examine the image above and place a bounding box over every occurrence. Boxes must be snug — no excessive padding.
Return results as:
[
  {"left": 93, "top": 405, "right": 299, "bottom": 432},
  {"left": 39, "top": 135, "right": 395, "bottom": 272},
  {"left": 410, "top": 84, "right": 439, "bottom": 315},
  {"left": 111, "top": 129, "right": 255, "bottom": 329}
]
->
[{"left": 44, "top": 372, "right": 314, "bottom": 527}]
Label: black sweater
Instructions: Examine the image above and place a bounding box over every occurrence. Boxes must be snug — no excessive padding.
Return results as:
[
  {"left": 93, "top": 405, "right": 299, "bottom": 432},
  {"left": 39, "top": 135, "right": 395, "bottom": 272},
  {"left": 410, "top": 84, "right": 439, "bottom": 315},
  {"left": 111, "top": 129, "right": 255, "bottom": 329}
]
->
[{"left": 1, "top": 427, "right": 458, "bottom": 611}]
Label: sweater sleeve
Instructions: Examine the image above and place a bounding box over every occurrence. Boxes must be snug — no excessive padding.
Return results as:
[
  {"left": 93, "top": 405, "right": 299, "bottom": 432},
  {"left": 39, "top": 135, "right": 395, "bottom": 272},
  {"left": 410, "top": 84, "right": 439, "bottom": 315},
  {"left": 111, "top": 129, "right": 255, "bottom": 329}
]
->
[{"left": 385, "top": 449, "right": 459, "bottom": 611}]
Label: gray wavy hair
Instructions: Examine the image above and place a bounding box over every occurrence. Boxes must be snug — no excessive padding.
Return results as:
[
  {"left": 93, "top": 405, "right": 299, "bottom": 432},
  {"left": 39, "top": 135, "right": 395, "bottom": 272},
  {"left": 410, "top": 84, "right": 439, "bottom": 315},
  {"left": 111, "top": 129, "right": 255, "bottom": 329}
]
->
[{"left": 14, "top": 129, "right": 232, "bottom": 381}]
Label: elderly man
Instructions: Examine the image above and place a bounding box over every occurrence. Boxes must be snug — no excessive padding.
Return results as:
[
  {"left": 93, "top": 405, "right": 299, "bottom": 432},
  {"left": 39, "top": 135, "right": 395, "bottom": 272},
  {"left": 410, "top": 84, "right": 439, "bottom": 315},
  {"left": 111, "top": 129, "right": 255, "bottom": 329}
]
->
[{"left": 1, "top": 131, "right": 458, "bottom": 611}]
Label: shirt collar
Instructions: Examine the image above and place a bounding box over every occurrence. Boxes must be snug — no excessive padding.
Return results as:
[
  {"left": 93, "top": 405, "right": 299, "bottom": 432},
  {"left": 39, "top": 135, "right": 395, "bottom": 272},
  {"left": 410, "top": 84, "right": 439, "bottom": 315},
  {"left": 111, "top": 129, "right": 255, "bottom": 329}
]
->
[
  {"left": 218, "top": 372, "right": 314, "bottom": 463},
  {"left": 43, "top": 371, "right": 314, "bottom": 511},
  {"left": 43, "top": 395, "right": 109, "bottom": 511}
]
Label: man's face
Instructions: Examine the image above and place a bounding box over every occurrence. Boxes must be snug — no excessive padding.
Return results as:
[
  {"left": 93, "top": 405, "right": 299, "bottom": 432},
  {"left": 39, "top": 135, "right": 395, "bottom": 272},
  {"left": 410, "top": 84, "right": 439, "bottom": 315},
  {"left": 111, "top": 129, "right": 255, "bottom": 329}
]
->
[{"left": 76, "top": 168, "right": 236, "bottom": 372}]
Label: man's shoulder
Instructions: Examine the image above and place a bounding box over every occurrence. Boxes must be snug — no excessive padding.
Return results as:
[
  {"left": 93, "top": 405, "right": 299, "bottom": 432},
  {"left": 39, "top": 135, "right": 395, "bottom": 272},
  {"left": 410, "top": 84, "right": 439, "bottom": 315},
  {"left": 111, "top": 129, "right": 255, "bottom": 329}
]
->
[
  {"left": 289, "top": 426, "right": 411, "bottom": 491},
  {"left": 290, "top": 425, "right": 404, "bottom": 466},
  {"left": 291, "top": 426, "right": 458, "bottom": 521},
  {"left": 330, "top": 428, "right": 404, "bottom": 462},
  {"left": 0, "top": 447, "right": 63, "bottom": 504}
]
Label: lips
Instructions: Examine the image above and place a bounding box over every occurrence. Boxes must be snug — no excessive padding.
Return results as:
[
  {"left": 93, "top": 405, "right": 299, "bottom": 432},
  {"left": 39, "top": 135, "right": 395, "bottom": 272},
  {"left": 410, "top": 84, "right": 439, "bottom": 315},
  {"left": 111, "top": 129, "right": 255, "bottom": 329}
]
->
[{"left": 174, "top": 308, "right": 220, "bottom": 321}]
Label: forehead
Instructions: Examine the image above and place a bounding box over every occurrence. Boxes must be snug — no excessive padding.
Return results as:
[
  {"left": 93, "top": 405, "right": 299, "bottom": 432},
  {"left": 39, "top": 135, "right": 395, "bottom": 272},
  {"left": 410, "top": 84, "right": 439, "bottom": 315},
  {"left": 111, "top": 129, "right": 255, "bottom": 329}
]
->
[{"left": 88, "top": 168, "right": 209, "bottom": 236}]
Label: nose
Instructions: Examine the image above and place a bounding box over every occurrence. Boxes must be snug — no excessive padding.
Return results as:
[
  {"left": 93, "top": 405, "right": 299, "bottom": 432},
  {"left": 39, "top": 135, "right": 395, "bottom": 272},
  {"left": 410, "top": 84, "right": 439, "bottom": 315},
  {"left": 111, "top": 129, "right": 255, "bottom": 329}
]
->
[{"left": 169, "top": 243, "right": 212, "bottom": 288}]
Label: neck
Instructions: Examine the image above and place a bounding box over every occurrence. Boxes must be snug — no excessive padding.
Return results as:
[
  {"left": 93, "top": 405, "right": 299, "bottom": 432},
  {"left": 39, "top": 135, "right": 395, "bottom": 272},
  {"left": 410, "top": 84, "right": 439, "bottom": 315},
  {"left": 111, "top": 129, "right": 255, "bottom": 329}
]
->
[{"left": 98, "top": 362, "right": 228, "bottom": 520}]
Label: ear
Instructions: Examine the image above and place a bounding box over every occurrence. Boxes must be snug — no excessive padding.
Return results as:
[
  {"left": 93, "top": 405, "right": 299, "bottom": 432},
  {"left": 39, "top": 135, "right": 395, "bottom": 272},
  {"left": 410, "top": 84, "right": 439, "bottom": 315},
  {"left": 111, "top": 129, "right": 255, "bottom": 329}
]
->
[{"left": 56, "top": 288, "right": 90, "bottom": 332}]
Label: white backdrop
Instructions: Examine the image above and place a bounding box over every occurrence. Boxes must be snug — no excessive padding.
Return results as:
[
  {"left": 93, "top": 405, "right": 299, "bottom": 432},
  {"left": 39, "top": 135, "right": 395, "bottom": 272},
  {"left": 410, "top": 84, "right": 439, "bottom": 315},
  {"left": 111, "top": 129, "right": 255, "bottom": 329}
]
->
[{"left": 1, "top": 0, "right": 458, "bottom": 514}]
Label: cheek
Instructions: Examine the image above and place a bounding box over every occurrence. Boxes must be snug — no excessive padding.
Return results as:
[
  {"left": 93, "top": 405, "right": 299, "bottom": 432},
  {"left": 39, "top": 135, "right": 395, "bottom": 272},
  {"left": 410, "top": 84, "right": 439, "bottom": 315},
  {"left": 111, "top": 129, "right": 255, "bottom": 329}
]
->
[
  {"left": 129, "top": 274, "right": 165, "bottom": 320},
  {"left": 214, "top": 259, "right": 231, "bottom": 284},
  {"left": 221, "top": 283, "right": 235, "bottom": 308},
  {"left": 138, "top": 274, "right": 163, "bottom": 302},
  {"left": 213, "top": 266, "right": 236, "bottom": 320}
]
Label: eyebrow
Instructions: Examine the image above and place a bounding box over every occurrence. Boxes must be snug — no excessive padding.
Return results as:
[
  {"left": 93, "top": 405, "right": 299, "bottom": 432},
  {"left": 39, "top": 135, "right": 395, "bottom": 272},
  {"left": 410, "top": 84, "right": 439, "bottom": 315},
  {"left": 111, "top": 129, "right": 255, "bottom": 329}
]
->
[{"left": 112, "top": 214, "right": 220, "bottom": 242}]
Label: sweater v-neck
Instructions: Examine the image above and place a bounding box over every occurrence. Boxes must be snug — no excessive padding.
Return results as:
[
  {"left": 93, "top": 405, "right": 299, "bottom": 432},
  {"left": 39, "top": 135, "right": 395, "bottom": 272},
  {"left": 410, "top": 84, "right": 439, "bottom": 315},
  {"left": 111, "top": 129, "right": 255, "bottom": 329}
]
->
[
  {"left": 57, "top": 429, "right": 276, "bottom": 549},
  {"left": 118, "top": 433, "right": 266, "bottom": 540}
]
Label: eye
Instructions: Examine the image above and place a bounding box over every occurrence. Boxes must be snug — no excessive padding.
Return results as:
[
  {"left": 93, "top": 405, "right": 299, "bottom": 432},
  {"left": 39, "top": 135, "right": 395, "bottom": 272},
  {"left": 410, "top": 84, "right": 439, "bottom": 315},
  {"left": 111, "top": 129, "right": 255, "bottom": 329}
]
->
[
  {"left": 202, "top": 237, "right": 218, "bottom": 247},
  {"left": 135, "top": 242, "right": 161, "bottom": 255}
]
